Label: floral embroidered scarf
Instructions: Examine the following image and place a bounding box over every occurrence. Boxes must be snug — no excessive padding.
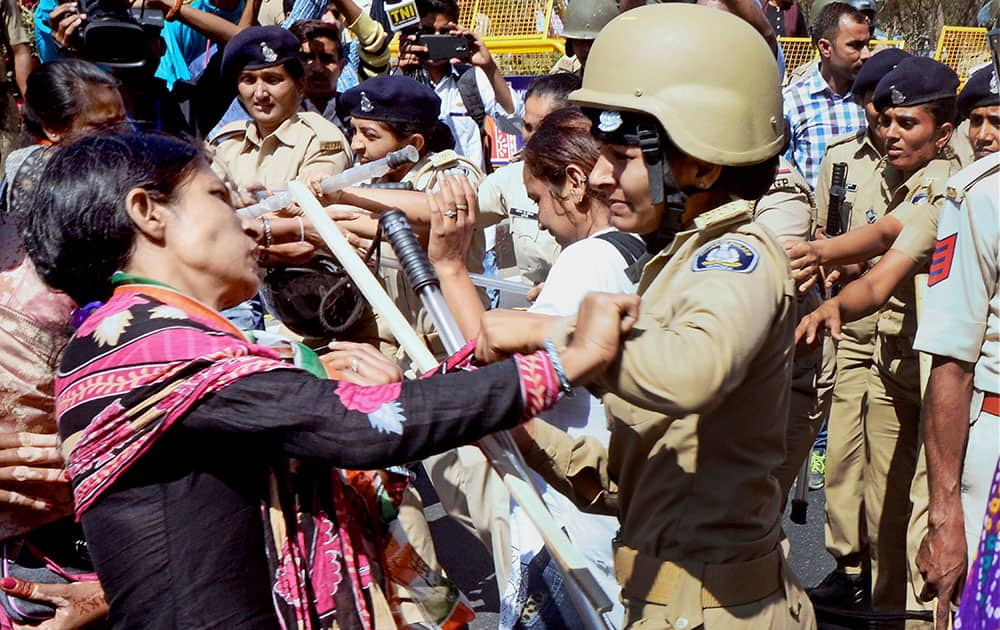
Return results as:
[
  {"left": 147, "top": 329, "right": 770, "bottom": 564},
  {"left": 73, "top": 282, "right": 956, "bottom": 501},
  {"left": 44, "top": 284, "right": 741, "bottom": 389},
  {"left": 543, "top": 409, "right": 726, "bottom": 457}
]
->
[{"left": 55, "top": 277, "right": 478, "bottom": 629}]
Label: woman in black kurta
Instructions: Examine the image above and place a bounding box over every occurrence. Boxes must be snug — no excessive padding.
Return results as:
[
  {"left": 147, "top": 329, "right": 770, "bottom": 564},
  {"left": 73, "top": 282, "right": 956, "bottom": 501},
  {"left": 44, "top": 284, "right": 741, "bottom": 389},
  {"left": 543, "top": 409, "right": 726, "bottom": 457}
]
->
[{"left": 21, "top": 131, "right": 634, "bottom": 628}]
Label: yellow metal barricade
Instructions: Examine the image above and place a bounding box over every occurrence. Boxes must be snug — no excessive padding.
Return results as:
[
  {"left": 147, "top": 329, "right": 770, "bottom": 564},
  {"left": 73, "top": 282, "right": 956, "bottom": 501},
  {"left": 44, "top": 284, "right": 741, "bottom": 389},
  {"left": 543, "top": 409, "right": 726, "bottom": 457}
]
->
[
  {"left": 779, "top": 37, "right": 906, "bottom": 85},
  {"left": 934, "top": 26, "right": 990, "bottom": 89},
  {"left": 390, "top": 0, "right": 567, "bottom": 75}
]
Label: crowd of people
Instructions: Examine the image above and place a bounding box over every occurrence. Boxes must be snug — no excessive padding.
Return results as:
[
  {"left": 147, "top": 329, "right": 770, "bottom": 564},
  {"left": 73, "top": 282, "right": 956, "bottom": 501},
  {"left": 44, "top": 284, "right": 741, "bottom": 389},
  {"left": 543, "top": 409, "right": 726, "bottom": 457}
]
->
[{"left": 0, "top": 0, "right": 997, "bottom": 628}]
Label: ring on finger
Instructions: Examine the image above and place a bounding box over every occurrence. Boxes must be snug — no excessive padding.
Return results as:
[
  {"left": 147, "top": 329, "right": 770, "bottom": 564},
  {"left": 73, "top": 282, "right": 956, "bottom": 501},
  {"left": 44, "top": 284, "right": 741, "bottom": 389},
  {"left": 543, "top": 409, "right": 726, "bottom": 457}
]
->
[
  {"left": 454, "top": 203, "right": 468, "bottom": 211},
  {"left": 350, "top": 357, "right": 360, "bottom": 373},
  {"left": 442, "top": 210, "right": 458, "bottom": 219}
]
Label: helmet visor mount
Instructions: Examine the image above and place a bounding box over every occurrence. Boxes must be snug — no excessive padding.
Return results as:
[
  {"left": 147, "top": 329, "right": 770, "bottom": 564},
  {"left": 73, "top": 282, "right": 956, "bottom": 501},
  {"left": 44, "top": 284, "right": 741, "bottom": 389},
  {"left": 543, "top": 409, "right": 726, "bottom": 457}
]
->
[{"left": 584, "top": 107, "right": 690, "bottom": 251}]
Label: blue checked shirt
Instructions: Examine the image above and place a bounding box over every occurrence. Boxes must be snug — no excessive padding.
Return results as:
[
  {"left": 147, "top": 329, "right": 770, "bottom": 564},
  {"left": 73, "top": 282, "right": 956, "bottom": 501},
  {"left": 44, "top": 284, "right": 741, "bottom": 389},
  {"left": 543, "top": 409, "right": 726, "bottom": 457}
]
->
[{"left": 783, "top": 65, "right": 866, "bottom": 190}]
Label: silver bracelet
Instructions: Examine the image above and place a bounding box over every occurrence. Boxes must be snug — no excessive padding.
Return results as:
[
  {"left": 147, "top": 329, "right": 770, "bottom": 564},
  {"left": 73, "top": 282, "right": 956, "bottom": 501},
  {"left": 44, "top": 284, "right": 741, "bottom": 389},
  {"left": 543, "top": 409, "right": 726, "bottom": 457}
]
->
[
  {"left": 260, "top": 216, "right": 272, "bottom": 248},
  {"left": 543, "top": 338, "right": 574, "bottom": 397}
]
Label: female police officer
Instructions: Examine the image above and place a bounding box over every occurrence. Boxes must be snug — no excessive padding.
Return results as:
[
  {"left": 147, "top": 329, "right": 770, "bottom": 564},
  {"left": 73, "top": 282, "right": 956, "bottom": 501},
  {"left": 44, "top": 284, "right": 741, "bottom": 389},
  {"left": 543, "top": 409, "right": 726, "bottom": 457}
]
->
[{"left": 472, "top": 4, "right": 816, "bottom": 628}]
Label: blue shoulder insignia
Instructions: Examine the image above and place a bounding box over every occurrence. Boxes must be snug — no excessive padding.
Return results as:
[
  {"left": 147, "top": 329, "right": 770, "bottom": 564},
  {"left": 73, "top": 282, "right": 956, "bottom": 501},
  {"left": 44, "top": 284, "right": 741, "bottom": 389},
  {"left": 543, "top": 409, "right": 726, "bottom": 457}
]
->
[
  {"left": 691, "top": 239, "right": 759, "bottom": 274},
  {"left": 909, "top": 192, "right": 927, "bottom": 205}
]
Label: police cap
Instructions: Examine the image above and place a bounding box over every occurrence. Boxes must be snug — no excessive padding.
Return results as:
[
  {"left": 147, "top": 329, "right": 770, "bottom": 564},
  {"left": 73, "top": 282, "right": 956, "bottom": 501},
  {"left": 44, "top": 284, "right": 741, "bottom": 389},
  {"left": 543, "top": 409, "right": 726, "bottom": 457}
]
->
[
  {"left": 872, "top": 56, "right": 959, "bottom": 112},
  {"left": 222, "top": 26, "right": 302, "bottom": 84},
  {"left": 958, "top": 66, "right": 1000, "bottom": 119},
  {"left": 338, "top": 75, "right": 441, "bottom": 127},
  {"left": 852, "top": 47, "right": 910, "bottom": 97}
]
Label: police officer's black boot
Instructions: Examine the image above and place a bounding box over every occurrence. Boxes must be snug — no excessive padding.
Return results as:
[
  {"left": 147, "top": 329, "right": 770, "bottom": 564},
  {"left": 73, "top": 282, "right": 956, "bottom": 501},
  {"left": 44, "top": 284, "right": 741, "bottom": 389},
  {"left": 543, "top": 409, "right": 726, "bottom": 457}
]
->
[{"left": 807, "top": 568, "right": 870, "bottom": 610}]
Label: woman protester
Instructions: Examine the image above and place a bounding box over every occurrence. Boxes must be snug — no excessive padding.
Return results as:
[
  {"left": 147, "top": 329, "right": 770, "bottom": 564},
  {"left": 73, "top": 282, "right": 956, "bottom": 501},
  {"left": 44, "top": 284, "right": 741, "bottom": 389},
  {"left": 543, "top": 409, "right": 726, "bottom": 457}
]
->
[
  {"left": 19, "top": 129, "right": 633, "bottom": 629},
  {"left": 427, "top": 108, "right": 638, "bottom": 627},
  {"left": 0, "top": 58, "right": 129, "bottom": 629},
  {"left": 471, "top": 5, "right": 815, "bottom": 627}
]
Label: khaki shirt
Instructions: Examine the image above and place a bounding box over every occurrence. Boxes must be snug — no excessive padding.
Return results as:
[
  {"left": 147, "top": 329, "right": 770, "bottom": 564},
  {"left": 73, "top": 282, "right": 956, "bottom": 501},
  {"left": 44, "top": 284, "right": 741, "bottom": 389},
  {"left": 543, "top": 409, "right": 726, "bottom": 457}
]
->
[
  {"left": 210, "top": 111, "right": 352, "bottom": 191},
  {"left": 949, "top": 119, "right": 975, "bottom": 168},
  {"left": 755, "top": 157, "right": 823, "bottom": 371},
  {"left": 814, "top": 128, "right": 883, "bottom": 232},
  {"left": 525, "top": 201, "right": 796, "bottom": 568},
  {"left": 874, "top": 156, "right": 962, "bottom": 339},
  {"left": 477, "top": 161, "right": 561, "bottom": 284},
  {"left": 755, "top": 156, "right": 816, "bottom": 244}
]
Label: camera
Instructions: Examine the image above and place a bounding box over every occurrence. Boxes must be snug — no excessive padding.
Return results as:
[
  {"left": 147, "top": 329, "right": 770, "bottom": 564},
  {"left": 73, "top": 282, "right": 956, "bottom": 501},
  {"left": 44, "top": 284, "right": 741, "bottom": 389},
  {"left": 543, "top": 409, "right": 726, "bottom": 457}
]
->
[{"left": 57, "top": 0, "right": 163, "bottom": 68}]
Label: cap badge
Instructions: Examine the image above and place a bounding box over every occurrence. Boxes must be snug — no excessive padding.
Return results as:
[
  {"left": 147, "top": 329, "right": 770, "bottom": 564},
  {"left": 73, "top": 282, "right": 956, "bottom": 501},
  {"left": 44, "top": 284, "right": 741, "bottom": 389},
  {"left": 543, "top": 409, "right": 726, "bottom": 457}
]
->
[
  {"left": 260, "top": 42, "right": 277, "bottom": 63},
  {"left": 890, "top": 86, "right": 905, "bottom": 105},
  {"left": 598, "top": 110, "right": 623, "bottom": 133},
  {"left": 360, "top": 92, "right": 374, "bottom": 113},
  {"left": 991, "top": 71, "right": 998, "bottom": 95}
]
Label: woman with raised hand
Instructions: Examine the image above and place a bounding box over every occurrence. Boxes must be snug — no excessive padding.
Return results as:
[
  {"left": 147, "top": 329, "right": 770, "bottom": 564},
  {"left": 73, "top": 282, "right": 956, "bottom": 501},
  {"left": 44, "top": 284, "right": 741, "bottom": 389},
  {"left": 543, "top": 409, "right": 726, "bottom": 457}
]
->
[
  {"left": 427, "top": 107, "right": 639, "bottom": 627},
  {"left": 20, "top": 129, "right": 634, "bottom": 628}
]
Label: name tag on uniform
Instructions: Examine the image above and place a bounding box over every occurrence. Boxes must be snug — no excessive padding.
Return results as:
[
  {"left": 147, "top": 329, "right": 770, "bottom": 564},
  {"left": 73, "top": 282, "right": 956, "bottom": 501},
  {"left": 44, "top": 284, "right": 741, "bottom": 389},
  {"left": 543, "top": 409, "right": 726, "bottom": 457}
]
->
[
  {"left": 846, "top": 183, "right": 857, "bottom": 192},
  {"left": 866, "top": 208, "right": 877, "bottom": 223},
  {"left": 509, "top": 207, "right": 538, "bottom": 220},
  {"left": 320, "top": 141, "right": 344, "bottom": 153}
]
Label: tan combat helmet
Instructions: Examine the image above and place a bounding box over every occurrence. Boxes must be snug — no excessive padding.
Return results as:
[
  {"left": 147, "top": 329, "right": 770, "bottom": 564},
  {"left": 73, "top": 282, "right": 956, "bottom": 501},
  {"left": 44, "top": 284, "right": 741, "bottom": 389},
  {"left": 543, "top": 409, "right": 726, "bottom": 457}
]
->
[
  {"left": 571, "top": 3, "right": 785, "bottom": 168},
  {"left": 561, "top": 0, "right": 620, "bottom": 41}
]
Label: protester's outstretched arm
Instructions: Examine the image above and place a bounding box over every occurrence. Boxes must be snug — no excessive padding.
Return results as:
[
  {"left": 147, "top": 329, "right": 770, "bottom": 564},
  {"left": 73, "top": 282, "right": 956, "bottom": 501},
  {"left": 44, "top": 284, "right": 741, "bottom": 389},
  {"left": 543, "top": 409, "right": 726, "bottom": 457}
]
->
[{"left": 427, "top": 174, "right": 485, "bottom": 340}]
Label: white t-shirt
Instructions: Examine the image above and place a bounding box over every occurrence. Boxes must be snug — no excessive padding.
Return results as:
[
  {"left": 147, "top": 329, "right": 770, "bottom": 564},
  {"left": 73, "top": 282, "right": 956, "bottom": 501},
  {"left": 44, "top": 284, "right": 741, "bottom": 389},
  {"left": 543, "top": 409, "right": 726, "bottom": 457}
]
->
[{"left": 501, "top": 227, "right": 639, "bottom": 629}]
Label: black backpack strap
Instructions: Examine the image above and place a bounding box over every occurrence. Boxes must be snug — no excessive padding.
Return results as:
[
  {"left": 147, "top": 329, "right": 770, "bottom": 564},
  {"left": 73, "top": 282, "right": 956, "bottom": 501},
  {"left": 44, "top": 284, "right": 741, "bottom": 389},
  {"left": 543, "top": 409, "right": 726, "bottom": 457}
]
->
[
  {"left": 596, "top": 231, "right": 647, "bottom": 266},
  {"left": 456, "top": 66, "right": 494, "bottom": 174}
]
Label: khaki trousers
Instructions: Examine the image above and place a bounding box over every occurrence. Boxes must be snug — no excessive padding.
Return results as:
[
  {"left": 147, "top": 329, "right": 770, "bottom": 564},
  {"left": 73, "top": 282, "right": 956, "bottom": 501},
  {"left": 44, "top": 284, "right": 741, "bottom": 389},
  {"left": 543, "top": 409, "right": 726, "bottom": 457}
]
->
[
  {"left": 823, "top": 337, "right": 874, "bottom": 574},
  {"left": 774, "top": 338, "right": 826, "bottom": 506},
  {"left": 864, "top": 334, "right": 928, "bottom": 620},
  {"left": 621, "top": 557, "right": 816, "bottom": 629}
]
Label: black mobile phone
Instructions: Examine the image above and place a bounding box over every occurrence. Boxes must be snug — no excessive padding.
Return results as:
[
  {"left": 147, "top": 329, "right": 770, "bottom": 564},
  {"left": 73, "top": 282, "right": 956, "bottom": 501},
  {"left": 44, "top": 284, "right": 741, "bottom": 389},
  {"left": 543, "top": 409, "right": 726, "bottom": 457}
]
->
[{"left": 421, "top": 34, "right": 471, "bottom": 61}]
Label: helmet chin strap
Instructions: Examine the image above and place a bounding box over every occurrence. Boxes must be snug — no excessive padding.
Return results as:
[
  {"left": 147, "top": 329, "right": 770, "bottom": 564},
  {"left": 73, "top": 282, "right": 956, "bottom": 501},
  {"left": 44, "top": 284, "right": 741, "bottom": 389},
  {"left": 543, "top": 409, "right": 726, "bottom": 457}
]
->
[{"left": 637, "top": 125, "right": 696, "bottom": 254}]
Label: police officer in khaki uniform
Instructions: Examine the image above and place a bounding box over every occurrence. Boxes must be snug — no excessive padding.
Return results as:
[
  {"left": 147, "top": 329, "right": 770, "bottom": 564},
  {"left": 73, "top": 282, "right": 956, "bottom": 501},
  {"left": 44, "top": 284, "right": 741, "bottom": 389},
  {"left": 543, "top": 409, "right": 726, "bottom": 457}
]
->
[
  {"left": 477, "top": 6, "right": 815, "bottom": 627},
  {"left": 477, "top": 74, "right": 579, "bottom": 286},
  {"left": 808, "top": 46, "right": 908, "bottom": 607},
  {"left": 755, "top": 158, "right": 827, "bottom": 505},
  {"left": 210, "top": 26, "right": 352, "bottom": 192},
  {"left": 792, "top": 56, "right": 963, "bottom": 619}
]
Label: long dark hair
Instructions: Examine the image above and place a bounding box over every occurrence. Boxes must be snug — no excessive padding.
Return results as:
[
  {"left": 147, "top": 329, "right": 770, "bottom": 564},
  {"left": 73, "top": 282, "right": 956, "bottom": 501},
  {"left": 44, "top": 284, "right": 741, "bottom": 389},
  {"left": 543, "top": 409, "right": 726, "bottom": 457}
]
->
[
  {"left": 524, "top": 108, "right": 599, "bottom": 193},
  {"left": 18, "top": 59, "right": 120, "bottom": 148},
  {"left": 23, "top": 132, "right": 203, "bottom": 306}
]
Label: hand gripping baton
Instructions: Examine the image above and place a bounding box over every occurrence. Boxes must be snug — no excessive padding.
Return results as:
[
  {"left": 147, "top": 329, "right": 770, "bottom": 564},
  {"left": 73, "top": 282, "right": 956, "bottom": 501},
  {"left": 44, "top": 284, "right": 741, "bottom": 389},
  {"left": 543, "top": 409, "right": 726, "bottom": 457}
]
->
[
  {"left": 238, "top": 146, "right": 420, "bottom": 219},
  {"left": 378, "top": 209, "right": 614, "bottom": 628},
  {"left": 287, "top": 182, "right": 612, "bottom": 626}
]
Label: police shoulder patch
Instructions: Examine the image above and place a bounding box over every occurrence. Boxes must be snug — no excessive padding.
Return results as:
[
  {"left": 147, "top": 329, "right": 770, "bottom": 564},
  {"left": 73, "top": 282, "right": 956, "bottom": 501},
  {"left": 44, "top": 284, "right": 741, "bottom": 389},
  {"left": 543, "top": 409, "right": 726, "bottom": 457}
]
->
[{"left": 691, "top": 239, "right": 760, "bottom": 274}]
